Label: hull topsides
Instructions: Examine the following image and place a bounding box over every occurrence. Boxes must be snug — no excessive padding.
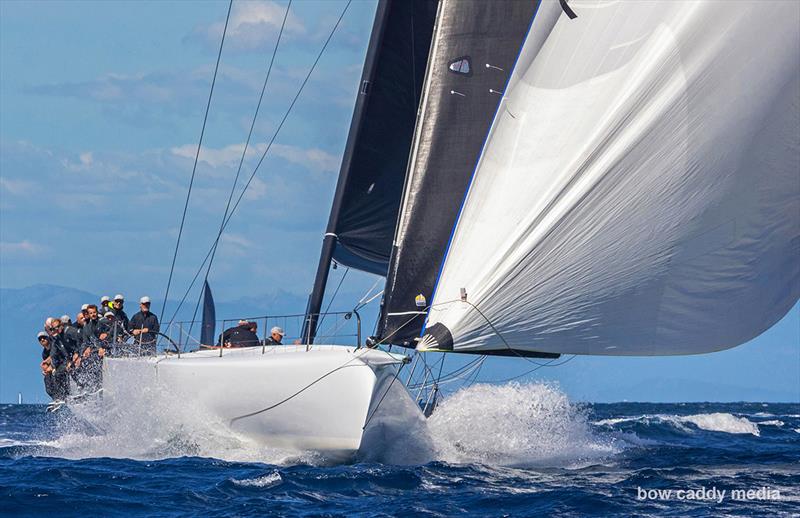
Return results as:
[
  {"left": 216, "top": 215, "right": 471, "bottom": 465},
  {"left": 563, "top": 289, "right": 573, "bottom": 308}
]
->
[{"left": 103, "top": 345, "right": 417, "bottom": 459}]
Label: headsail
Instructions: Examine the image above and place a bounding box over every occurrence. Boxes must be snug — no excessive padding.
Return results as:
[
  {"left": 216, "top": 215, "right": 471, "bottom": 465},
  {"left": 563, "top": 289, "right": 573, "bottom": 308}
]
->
[
  {"left": 304, "top": 0, "right": 438, "bottom": 343},
  {"left": 420, "top": 0, "right": 800, "bottom": 356},
  {"left": 378, "top": 0, "right": 544, "bottom": 347},
  {"left": 200, "top": 280, "right": 216, "bottom": 346}
]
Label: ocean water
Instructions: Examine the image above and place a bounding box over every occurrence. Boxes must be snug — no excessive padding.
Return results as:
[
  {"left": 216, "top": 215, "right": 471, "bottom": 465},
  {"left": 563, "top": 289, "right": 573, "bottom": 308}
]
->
[{"left": 1, "top": 383, "right": 798, "bottom": 517}]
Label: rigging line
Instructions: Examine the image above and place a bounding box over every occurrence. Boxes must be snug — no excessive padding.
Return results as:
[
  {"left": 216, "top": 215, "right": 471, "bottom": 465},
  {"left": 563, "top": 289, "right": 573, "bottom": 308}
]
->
[
  {"left": 482, "top": 354, "right": 577, "bottom": 384},
  {"left": 427, "top": 298, "right": 559, "bottom": 367},
  {"left": 355, "top": 276, "right": 383, "bottom": 307},
  {"left": 186, "top": 0, "right": 293, "bottom": 338},
  {"left": 362, "top": 362, "right": 406, "bottom": 430},
  {"left": 165, "top": 0, "right": 353, "bottom": 326},
  {"left": 316, "top": 266, "right": 349, "bottom": 333},
  {"left": 466, "top": 355, "right": 485, "bottom": 387},
  {"left": 230, "top": 360, "right": 365, "bottom": 425},
  {"left": 355, "top": 289, "right": 383, "bottom": 311},
  {"left": 161, "top": 0, "right": 233, "bottom": 322},
  {"left": 407, "top": 355, "right": 484, "bottom": 389}
]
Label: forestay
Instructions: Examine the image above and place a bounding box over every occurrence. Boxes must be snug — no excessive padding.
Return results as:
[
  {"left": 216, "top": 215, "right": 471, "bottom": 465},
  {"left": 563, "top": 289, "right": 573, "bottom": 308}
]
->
[{"left": 421, "top": 0, "right": 800, "bottom": 356}]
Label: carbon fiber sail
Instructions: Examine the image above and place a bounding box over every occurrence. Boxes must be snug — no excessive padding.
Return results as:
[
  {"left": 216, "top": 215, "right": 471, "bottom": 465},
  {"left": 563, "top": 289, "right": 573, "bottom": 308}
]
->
[
  {"left": 377, "top": 0, "right": 543, "bottom": 347},
  {"left": 305, "top": 0, "right": 437, "bottom": 342}
]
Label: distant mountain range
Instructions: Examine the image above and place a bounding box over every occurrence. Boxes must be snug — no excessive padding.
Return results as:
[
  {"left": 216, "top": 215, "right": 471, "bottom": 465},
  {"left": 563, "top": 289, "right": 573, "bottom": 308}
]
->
[{"left": 0, "top": 283, "right": 377, "bottom": 403}]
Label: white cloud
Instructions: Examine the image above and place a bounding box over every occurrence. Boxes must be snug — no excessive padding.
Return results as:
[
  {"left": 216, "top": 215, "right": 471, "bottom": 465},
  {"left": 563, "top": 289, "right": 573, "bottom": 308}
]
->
[
  {"left": 0, "top": 240, "right": 47, "bottom": 256},
  {"left": 79, "top": 152, "right": 93, "bottom": 166},
  {"left": 170, "top": 143, "right": 248, "bottom": 168},
  {"left": 196, "top": 1, "right": 306, "bottom": 51},
  {"left": 271, "top": 144, "right": 339, "bottom": 175},
  {"left": 219, "top": 232, "right": 256, "bottom": 256},
  {"left": 0, "top": 177, "right": 36, "bottom": 196},
  {"left": 170, "top": 142, "right": 338, "bottom": 175}
]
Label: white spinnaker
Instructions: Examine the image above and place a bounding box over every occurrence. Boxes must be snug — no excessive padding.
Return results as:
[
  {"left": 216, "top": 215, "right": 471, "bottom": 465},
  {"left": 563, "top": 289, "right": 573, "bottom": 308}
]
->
[{"left": 422, "top": 0, "right": 800, "bottom": 356}]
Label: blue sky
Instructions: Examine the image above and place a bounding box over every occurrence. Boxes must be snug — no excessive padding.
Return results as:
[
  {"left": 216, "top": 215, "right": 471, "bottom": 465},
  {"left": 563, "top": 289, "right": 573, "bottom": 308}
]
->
[
  {"left": 0, "top": 0, "right": 797, "bottom": 402},
  {"left": 1, "top": 0, "right": 380, "bottom": 301}
]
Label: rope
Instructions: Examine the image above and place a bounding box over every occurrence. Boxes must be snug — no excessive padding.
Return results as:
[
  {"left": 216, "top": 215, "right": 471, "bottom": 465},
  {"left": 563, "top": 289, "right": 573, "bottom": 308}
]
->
[
  {"left": 161, "top": 0, "right": 233, "bottom": 321},
  {"left": 166, "top": 0, "right": 353, "bottom": 327},
  {"left": 481, "top": 354, "right": 577, "bottom": 384},
  {"left": 362, "top": 362, "right": 406, "bottom": 430},
  {"left": 315, "top": 266, "right": 349, "bottom": 332},
  {"left": 186, "top": 0, "right": 293, "bottom": 338},
  {"left": 229, "top": 352, "right": 365, "bottom": 425},
  {"left": 353, "top": 276, "right": 383, "bottom": 311}
]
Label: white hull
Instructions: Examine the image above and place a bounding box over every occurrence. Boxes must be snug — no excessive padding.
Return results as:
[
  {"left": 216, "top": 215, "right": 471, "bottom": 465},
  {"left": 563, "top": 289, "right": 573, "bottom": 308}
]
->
[{"left": 103, "top": 345, "right": 421, "bottom": 461}]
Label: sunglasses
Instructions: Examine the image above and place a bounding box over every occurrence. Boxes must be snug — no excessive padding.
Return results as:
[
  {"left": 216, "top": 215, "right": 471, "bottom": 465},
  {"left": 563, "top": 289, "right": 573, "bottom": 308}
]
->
[
  {"left": 48, "top": 326, "right": 61, "bottom": 332},
  {"left": 38, "top": 337, "right": 48, "bottom": 341}
]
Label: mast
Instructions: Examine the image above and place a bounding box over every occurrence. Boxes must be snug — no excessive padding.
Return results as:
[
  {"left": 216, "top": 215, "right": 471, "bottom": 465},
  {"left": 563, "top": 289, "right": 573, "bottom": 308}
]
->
[{"left": 304, "top": 0, "right": 393, "bottom": 343}]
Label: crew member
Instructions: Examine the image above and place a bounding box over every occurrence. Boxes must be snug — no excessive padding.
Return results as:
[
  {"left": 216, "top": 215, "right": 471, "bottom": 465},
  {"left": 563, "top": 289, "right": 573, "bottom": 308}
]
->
[
  {"left": 37, "top": 331, "right": 58, "bottom": 399},
  {"left": 81, "top": 304, "right": 100, "bottom": 346},
  {"left": 111, "top": 294, "right": 130, "bottom": 332},
  {"left": 45, "top": 317, "right": 77, "bottom": 400},
  {"left": 219, "top": 320, "right": 259, "bottom": 347},
  {"left": 100, "top": 296, "right": 111, "bottom": 316},
  {"left": 264, "top": 326, "right": 285, "bottom": 346},
  {"left": 129, "top": 296, "right": 160, "bottom": 355},
  {"left": 97, "top": 311, "right": 124, "bottom": 343}
]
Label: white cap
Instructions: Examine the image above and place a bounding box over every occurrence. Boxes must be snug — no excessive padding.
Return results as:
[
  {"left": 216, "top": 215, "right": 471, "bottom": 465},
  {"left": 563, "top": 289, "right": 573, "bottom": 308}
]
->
[
  {"left": 271, "top": 326, "right": 285, "bottom": 336},
  {"left": 60, "top": 315, "right": 71, "bottom": 323},
  {"left": 114, "top": 294, "right": 124, "bottom": 301},
  {"left": 101, "top": 296, "right": 110, "bottom": 303},
  {"left": 104, "top": 311, "right": 114, "bottom": 317},
  {"left": 81, "top": 304, "right": 89, "bottom": 311},
  {"left": 139, "top": 296, "right": 151, "bottom": 304},
  {"left": 37, "top": 331, "right": 48, "bottom": 339}
]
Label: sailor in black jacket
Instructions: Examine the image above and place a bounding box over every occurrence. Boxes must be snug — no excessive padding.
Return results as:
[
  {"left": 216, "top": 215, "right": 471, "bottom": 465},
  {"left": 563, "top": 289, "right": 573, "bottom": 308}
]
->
[
  {"left": 219, "top": 321, "right": 259, "bottom": 348},
  {"left": 37, "top": 331, "right": 59, "bottom": 399},
  {"left": 81, "top": 304, "right": 101, "bottom": 348},
  {"left": 130, "top": 296, "right": 160, "bottom": 354},
  {"left": 45, "top": 318, "right": 75, "bottom": 400},
  {"left": 111, "top": 294, "right": 130, "bottom": 332},
  {"left": 263, "top": 326, "right": 285, "bottom": 346}
]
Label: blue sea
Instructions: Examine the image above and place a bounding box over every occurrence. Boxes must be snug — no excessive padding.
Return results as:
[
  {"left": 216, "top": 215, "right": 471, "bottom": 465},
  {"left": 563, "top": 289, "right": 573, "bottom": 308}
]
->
[{"left": 1, "top": 383, "right": 798, "bottom": 517}]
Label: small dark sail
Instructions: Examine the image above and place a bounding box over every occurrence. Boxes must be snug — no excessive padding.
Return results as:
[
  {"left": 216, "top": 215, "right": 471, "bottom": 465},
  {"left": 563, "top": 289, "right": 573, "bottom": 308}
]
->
[
  {"left": 200, "top": 281, "right": 216, "bottom": 346},
  {"left": 305, "top": 0, "right": 438, "bottom": 343},
  {"left": 378, "top": 0, "right": 542, "bottom": 347}
]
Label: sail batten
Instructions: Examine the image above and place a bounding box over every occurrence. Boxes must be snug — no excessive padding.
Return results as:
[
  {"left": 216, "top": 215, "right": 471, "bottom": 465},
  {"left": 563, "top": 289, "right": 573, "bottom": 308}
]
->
[{"left": 421, "top": 0, "right": 800, "bottom": 356}]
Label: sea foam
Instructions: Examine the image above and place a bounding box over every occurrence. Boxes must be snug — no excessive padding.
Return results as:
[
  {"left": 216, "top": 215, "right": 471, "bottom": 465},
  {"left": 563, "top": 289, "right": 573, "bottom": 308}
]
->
[
  {"left": 678, "top": 413, "right": 760, "bottom": 436},
  {"left": 594, "top": 412, "right": 761, "bottom": 436},
  {"left": 41, "top": 381, "right": 619, "bottom": 468},
  {"left": 425, "top": 382, "right": 619, "bottom": 467},
  {"left": 232, "top": 472, "right": 283, "bottom": 488}
]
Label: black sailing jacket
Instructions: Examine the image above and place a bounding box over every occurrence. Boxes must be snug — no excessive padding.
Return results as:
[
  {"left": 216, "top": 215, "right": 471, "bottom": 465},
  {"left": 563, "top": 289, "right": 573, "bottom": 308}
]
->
[{"left": 129, "top": 311, "right": 160, "bottom": 344}]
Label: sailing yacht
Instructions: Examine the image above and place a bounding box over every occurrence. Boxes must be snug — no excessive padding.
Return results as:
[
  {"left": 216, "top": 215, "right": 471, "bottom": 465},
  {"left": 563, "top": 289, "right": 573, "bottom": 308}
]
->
[{"left": 103, "top": 0, "right": 799, "bottom": 461}]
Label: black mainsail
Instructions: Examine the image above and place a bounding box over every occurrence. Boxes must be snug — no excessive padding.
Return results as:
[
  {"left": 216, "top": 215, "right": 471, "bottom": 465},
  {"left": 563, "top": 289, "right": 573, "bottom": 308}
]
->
[{"left": 305, "top": 0, "right": 437, "bottom": 342}]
